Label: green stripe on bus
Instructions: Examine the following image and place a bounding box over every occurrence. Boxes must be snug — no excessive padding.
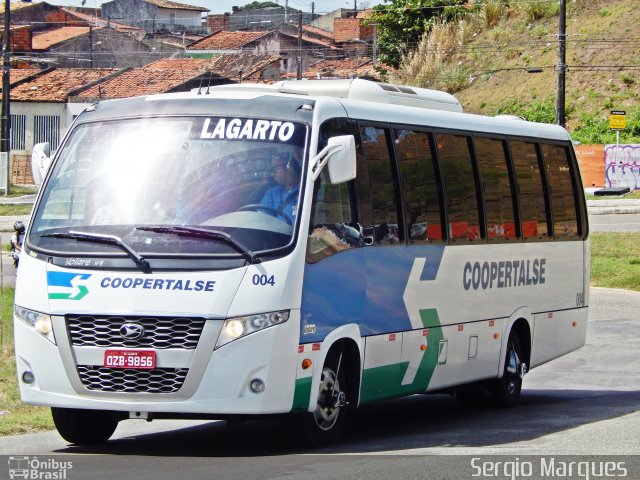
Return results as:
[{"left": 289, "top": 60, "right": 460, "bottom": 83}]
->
[
  {"left": 291, "top": 377, "right": 312, "bottom": 412},
  {"left": 360, "top": 308, "right": 444, "bottom": 404}
]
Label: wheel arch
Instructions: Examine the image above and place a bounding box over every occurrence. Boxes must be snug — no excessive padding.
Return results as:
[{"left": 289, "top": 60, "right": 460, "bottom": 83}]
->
[
  {"left": 307, "top": 324, "right": 363, "bottom": 412},
  {"left": 498, "top": 309, "right": 532, "bottom": 379}
]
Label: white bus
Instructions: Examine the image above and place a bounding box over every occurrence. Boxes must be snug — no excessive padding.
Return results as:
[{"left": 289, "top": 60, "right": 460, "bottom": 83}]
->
[{"left": 15, "top": 79, "right": 589, "bottom": 446}]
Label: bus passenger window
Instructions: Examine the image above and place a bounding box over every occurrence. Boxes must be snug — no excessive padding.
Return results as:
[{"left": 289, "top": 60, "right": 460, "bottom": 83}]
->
[
  {"left": 510, "top": 141, "right": 550, "bottom": 239},
  {"left": 542, "top": 143, "right": 580, "bottom": 237},
  {"left": 474, "top": 137, "right": 517, "bottom": 239},
  {"left": 357, "top": 126, "right": 401, "bottom": 245},
  {"left": 307, "top": 170, "right": 363, "bottom": 263},
  {"left": 394, "top": 129, "right": 443, "bottom": 242},
  {"left": 436, "top": 133, "right": 481, "bottom": 241}
]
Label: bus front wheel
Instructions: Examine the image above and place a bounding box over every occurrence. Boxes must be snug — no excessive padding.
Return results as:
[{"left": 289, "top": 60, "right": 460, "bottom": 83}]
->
[
  {"left": 300, "top": 353, "right": 348, "bottom": 446},
  {"left": 51, "top": 407, "right": 119, "bottom": 445},
  {"left": 490, "top": 330, "right": 527, "bottom": 407}
]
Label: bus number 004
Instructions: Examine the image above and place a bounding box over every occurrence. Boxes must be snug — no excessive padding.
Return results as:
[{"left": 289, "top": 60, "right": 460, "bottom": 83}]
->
[{"left": 253, "top": 274, "right": 275, "bottom": 286}]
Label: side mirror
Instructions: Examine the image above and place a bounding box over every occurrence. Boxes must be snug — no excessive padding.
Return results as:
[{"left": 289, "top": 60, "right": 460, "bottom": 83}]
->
[
  {"left": 31, "top": 142, "right": 51, "bottom": 186},
  {"left": 310, "top": 135, "right": 356, "bottom": 184}
]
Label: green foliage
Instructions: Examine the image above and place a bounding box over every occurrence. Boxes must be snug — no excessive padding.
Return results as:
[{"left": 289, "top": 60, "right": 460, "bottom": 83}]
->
[
  {"left": 572, "top": 109, "right": 640, "bottom": 144},
  {"left": 492, "top": 99, "right": 557, "bottom": 124},
  {"left": 237, "top": 1, "right": 294, "bottom": 11},
  {"left": 511, "top": 0, "right": 559, "bottom": 22},
  {"left": 369, "top": 0, "right": 469, "bottom": 69}
]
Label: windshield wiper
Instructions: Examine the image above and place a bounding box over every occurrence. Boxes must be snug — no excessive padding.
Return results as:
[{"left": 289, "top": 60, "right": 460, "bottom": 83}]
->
[
  {"left": 137, "top": 226, "right": 260, "bottom": 264},
  {"left": 41, "top": 231, "right": 151, "bottom": 273}
]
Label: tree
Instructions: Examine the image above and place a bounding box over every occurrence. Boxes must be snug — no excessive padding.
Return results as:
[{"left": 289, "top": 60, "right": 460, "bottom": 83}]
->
[
  {"left": 369, "top": 0, "right": 468, "bottom": 69},
  {"left": 238, "top": 1, "right": 300, "bottom": 12}
]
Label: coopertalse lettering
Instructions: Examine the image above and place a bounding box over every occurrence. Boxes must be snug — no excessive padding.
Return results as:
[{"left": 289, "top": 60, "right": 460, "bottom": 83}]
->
[
  {"left": 200, "top": 118, "right": 296, "bottom": 142},
  {"left": 100, "top": 277, "right": 215, "bottom": 292},
  {"left": 463, "top": 258, "right": 546, "bottom": 291}
]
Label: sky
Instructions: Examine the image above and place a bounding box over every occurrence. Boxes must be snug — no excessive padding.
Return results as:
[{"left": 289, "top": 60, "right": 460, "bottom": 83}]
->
[{"left": 46, "top": 0, "right": 385, "bottom": 15}]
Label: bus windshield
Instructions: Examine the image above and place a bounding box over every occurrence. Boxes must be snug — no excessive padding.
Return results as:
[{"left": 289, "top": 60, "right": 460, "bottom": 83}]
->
[{"left": 28, "top": 116, "right": 307, "bottom": 257}]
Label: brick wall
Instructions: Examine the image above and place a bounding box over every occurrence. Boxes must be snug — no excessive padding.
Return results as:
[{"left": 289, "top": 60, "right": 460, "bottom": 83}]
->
[
  {"left": 333, "top": 18, "right": 374, "bottom": 43},
  {"left": 10, "top": 26, "right": 32, "bottom": 52},
  {"left": 207, "top": 14, "right": 230, "bottom": 32},
  {"left": 11, "top": 153, "right": 35, "bottom": 186},
  {"left": 575, "top": 144, "right": 605, "bottom": 188}
]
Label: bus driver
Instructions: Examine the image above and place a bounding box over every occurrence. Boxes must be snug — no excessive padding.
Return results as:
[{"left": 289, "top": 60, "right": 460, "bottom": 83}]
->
[{"left": 260, "top": 154, "right": 301, "bottom": 224}]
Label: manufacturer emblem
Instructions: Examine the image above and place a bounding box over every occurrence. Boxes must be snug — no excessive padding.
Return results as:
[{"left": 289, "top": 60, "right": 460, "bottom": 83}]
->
[{"left": 120, "top": 323, "right": 145, "bottom": 340}]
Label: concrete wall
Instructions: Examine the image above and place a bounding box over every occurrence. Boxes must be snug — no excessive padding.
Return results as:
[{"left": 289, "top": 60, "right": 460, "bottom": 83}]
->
[
  {"left": 47, "top": 28, "right": 156, "bottom": 68},
  {"left": 605, "top": 144, "right": 640, "bottom": 190}
]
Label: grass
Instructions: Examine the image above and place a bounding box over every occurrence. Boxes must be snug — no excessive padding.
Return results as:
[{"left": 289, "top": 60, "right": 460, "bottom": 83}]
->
[
  {"left": 0, "top": 288, "right": 54, "bottom": 435},
  {"left": 0, "top": 205, "right": 33, "bottom": 216},
  {"left": 0, "top": 231, "right": 637, "bottom": 435},
  {"left": 591, "top": 232, "right": 640, "bottom": 291}
]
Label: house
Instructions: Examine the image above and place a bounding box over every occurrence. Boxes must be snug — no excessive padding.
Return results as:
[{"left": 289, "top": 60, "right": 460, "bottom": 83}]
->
[
  {"left": 186, "top": 29, "right": 335, "bottom": 75},
  {"left": 61, "top": 7, "right": 145, "bottom": 39},
  {"left": 7, "top": 68, "right": 120, "bottom": 153},
  {"left": 6, "top": 68, "right": 121, "bottom": 183},
  {"left": 281, "top": 57, "right": 383, "bottom": 81},
  {"left": 71, "top": 54, "right": 281, "bottom": 102},
  {"left": 0, "top": 1, "right": 81, "bottom": 32},
  {"left": 224, "top": 6, "right": 316, "bottom": 32},
  {"left": 102, "top": 0, "right": 209, "bottom": 35},
  {"left": 31, "top": 25, "right": 160, "bottom": 68}
]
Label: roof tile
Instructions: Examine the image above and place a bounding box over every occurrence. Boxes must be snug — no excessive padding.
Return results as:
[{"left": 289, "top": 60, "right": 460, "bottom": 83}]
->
[
  {"left": 187, "top": 30, "right": 270, "bottom": 50},
  {"left": 10, "top": 68, "right": 117, "bottom": 102},
  {"left": 33, "top": 26, "right": 98, "bottom": 50}
]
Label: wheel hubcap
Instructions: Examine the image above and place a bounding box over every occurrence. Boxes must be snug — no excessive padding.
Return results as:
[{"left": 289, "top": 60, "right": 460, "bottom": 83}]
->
[{"left": 312, "top": 367, "right": 343, "bottom": 431}]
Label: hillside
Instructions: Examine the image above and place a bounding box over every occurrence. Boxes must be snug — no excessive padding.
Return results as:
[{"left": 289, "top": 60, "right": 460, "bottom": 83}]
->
[{"left": 388, "top": 0, "right": 640, "bottom": 142}]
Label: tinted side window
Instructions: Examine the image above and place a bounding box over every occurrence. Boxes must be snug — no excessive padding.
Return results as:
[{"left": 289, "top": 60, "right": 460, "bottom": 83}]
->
[
  {"left": 394, "top": 129, "right": 443, "bottom": 242},
  {"left": 357, "top": 126, "right": 401, "bottom": 244},
  {"left": 474, "top": 137, "right": 517, "bottom": 239},
  {"left": 542, "top": 143, "right": 579, "bottom": 237},
  {"left": 510, "top": 140, "right": 550, "bottom": 239},
  {"left": 436, "top": 133, "right": 481, "bottom": 241}
]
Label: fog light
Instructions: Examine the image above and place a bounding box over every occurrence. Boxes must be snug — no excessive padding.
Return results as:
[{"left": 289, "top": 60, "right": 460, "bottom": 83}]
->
[
  {"left": 22, "top": 371, "right": 35, "bottom": 385},
  {"left": 249, "top": 378, "right": 265, "bottom": 394}
]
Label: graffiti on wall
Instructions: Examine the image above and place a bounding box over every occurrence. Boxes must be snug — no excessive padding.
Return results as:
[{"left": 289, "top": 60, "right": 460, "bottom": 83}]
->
[{"left": 605, "top": 144, "right": 640, "bottom": 189}]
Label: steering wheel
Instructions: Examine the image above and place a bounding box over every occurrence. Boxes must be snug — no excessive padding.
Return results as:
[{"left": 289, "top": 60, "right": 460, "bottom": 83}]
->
[{"left": 238, "top": 204, "right": 292, "bottom": 225}]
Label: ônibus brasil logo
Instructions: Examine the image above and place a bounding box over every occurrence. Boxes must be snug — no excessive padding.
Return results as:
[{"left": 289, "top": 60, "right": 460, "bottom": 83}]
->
[{"left": 47, "top": 272, "right": 92, "bottom": 301}]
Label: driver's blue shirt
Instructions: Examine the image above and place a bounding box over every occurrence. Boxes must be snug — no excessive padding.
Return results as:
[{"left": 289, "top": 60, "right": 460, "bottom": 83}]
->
[{"left": 260, "top": 185, "right": 299, "bottom": 224}]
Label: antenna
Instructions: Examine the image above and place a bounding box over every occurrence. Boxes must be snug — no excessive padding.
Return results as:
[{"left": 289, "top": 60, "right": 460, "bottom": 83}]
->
[
  {"left": 196, "top": 71, "right": 205, "bottom": 95},
  {"left": 205, "top": 71, "right": 214, "bottom": 94}
]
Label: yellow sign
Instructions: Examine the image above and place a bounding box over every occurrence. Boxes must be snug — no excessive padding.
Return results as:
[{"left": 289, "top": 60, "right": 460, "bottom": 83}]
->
[{"left": 610, "top": 110, "right": 626, "bottom": 130}]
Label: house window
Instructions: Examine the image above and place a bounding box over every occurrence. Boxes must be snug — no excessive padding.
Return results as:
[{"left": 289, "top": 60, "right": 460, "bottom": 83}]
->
[
  {"left": 34, "top": 115, "right": 61, "bottom": 150},
  {"left": 10, "top": 114, "right": 26, "bottom": 151}
]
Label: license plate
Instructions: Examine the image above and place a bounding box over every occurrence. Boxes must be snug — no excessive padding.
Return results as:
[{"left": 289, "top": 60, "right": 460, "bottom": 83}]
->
[{"left": 104, "top": 350, "right": 156, "bottom": 370}]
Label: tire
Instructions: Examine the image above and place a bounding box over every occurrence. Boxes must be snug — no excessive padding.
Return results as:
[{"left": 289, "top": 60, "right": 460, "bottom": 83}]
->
[
  {"left": 51, "top": 407, "right": 119, "bottom": 445},
  {"left": 489, "top": 331, "right": 527, "bottom": 408},
  {"left": 300, "top": 353, "right": 348, "bottom": 446}
]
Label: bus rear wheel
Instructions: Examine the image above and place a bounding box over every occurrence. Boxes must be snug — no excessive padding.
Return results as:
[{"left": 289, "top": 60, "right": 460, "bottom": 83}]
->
[
  {"left": 490, "top": 331, "right": 527, "bottom": 407},
  {"left": 300, "top": 353, "right": 348, "bottom": 446},
  {"left": 51, "top": 407, "right": 119, "bottom": 445}
]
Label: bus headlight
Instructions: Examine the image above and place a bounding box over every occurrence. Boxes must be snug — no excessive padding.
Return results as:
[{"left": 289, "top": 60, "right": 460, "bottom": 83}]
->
[
  {"left": 216, "top": 310, "right": 290, "bottom": 348},
  {"left": 14, "top": 305, "right": 56, "bottom": 344}
]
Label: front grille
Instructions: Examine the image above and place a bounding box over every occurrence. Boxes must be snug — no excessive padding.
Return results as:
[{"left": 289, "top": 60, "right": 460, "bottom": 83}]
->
[
  {"left": 66, "top": 315, "right": 206, "bottom": 349},
  {"left": 77, "top": 366, "right": 188, "bottom": 393}
]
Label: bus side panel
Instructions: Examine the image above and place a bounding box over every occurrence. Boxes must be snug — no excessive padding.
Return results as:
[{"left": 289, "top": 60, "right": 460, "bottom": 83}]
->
[
  {"left": 530, "top": 308, "right": 588, "bottom": 368},
  {"left": 301, "top": 238, "right": 585, "bottom": 402}
]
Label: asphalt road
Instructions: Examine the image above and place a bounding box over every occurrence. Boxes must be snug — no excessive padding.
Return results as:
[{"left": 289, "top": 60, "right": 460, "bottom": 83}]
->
[
  {"left": 0, "top": 287, "right": 638, "bottom": 480},
  {"left": 589, "top": 212, "right": 640, "bottom": 232}
]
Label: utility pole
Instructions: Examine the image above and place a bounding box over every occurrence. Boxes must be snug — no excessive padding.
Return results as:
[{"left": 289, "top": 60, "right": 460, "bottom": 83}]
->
[
  {"left": 556, "top": 0, "right": 567, "bottom": 127},
  {"left": 284, "top": 0, "right": 288, "bottom": 24},
  {"left": 296, "top": 11, "right": 302, "bottom": 80},
  {"left": 311, "top": 2, "right": 314, "bottom": 19},
  {"left": 1, "top": 0, "right": 11, "bottom": 194}
]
